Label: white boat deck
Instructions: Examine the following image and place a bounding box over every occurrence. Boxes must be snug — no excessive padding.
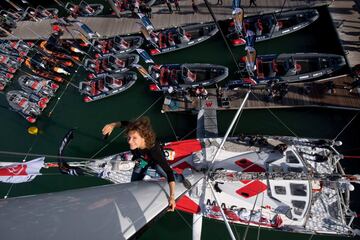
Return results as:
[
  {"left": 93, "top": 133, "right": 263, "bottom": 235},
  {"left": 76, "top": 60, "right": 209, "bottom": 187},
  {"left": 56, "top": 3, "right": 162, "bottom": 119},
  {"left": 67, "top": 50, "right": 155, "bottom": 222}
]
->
[{"left": 306, "top": 186, "right": 351, "bottom": 235}]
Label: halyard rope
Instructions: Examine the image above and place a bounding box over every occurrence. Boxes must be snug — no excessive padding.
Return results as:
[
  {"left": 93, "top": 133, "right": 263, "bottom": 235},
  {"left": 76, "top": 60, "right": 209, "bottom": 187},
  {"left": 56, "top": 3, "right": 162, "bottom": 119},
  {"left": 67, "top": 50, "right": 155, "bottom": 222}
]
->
[
  {"left": 163, "top": 111, "right": 179, "bottom": 141},
  {"left": 333, "top": 111, "right": 359, "bottom": 141}
]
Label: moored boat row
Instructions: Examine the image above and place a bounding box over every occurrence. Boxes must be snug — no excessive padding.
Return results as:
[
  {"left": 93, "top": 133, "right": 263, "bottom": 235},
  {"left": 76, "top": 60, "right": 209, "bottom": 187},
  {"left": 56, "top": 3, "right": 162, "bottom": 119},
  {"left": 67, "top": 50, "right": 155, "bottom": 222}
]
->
[{"left": 0, "top": 40, "right": 32, "bottom": 90}]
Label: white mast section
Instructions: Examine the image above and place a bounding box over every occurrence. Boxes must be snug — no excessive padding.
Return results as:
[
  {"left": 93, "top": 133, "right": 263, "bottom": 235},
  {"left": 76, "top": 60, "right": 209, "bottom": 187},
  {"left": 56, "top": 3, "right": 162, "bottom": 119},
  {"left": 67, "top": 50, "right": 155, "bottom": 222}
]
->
[{"left": 201, "top": 90, "right": 250, "bottom": 240}]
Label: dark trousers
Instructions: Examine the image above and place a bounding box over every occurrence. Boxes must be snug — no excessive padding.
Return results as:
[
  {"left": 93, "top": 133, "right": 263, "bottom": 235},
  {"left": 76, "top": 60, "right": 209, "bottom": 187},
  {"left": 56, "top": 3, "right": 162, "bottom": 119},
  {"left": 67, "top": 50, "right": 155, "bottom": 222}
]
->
[
  {"left": 166, "top": 2, "right": 173, "bottom": 13},
  {"left": 131, "top": 163, "right": 183, "bottom": 182},
  {"left": 174, "top": 2, "right": 180, "bottom": 11},
  {"left": 192, "top": 3, "right": 198, "bottom": 14}
]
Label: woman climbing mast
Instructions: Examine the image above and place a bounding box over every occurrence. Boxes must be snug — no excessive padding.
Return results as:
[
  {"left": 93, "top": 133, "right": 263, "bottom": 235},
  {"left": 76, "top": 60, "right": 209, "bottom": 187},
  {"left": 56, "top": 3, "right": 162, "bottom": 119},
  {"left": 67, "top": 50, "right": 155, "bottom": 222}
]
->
[{"left": 102, "top": 117, "right": 191, "bottom": 211}]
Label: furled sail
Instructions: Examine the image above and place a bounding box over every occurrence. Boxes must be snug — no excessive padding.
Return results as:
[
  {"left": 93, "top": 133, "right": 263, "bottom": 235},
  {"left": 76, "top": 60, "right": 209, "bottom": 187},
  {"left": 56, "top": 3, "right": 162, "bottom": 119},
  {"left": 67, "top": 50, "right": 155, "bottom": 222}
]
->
[{"left": 0, "top": 171, "right": 203, "bottom": 239}]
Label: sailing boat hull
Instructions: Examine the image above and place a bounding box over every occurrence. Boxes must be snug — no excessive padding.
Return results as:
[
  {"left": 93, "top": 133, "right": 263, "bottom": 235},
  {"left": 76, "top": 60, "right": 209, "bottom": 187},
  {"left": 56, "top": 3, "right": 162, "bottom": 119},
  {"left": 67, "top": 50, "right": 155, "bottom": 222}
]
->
[{"left": 73, "top": 136, "right": 355, "bottom": 237}]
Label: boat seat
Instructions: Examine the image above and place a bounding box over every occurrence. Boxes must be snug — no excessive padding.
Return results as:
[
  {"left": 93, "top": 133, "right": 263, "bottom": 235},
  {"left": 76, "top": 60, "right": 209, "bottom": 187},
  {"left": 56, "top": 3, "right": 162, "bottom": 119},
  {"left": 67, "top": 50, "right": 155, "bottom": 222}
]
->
[
  {"left": 70, "top": 5, "right": 80, "bottom": 15},
  {"left": 94, "top": 60, "right": 101, "bottom": 72},
  {"left": 168, "top": 32, "right": 175, "bottom": 46},
  {"left": 114, "top": 0, "right": 123, "bottom": 10},
  {"left": 113, "top": 78, "right": 123, "bottom": 86},
  {"left": 272, "top": 59, "right": 278, "bottom": 72},
  {"left": 256, "top": 19, "right": 263, "bottom": 35},
  {"left": 107, "top": 40, "right": 113, "bottom": 49},
  {"left": 90, "top": 81, "right": 97, "bottom": 95},
  {"left": 186, "top": 70, "right": 196, "bottom": 82},
  {"left": 101, "top": 59, "right": 108, "bottom": 67},
  {"left": 243, "top": 22, "right": 249, "bottom": 33},
  {"left": 0, "top": 56, "right": 8, "bottom": 64},
  {"left": 158, "top": 33, "right": 167, "bottom": 49},
  {"left": 97, "top": 78, "right": 105, "bottom": 90},
  {"left": 256, "top": 59, "right": 264, "bottom": 79},
  {"left": 160, "top": 68, "right": 169, "bottom": 85},
  {"left": 275, "top": 20, "right": 283, "bottom": 31},
  {"left": 106, "top": 75, "right": 123, "bottom": 87},
  {"left": 31, "top": 81, "right": 39, "bottom": 89},
  {"left": 115, "top": 59, "right": 125, "bottom": 68},
  {"left": 170, "top": 69, "right": 178, "bottom": 84},
  {"left": 272, "top": 215, "right": 283, "bottom": 228},
  {"left": 18, "top": 98, "right": 27, "bottom": 107},
  {"left": 84, "top": 6, "right": 95, "bottom": 14},
  {"left": 120, "top": 38, "right": 130, "bottom": 49}
]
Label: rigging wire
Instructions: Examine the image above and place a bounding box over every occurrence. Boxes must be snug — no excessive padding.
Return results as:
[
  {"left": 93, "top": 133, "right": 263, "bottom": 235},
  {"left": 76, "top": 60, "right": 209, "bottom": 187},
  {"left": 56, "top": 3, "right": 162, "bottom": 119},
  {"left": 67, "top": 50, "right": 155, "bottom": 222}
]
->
[
  {"left": 4, "top": 16, "right": 100, "bottom": 117},
  {"left": 46, "top": 60, "right": 83, "bottom": 117},
  {"left": 307, "top": 233, "right": 315, "bottom": 240},
  {"left": 231, "top": 103, "right": 245, "bottom": 136},
  {"left": 229, "top": 220, "right": 241, "bottom": 240},
  {"left": 14, "top": 63, "right": 80, "bottom": 90},
  {"left": 250, "top": 91, "right": 299, "bottom": 137},
  {"left": 3, "top": 23, "right": 83, "bottom": 95},
  {"left": 332, "top": 111, "right": 359, "bottom": 141},
  {"left": 0, "top": 96, "right": 164, "bottom": 163},
  {"left": 90, "top": 95, "right": 164, "bottom": 159},
  {"left": 267, "top": 0, "right": 288, "bottom": 39},
  {"left": 163, "top": 111, "right": 179, "bottom": 141},
  {"left": 256, "top": 192, "right": 265, "bottom": 240},
  {"left": 242, "top": 189, "right": 259, "bottom": 240},
  {"left": 53, "top": 0, "right": 66, "bottom": 8},
  {"left": 3, "top": 130, "right": 40, "bottom": 199},
  {"left": 47, "top": 32, "right": 97, "bottom": 117},
  {"left": 179, "top": 127, "right": 197, "bottom": 141},
  {"left": 174, "top": 210, "right": 193, "bottom": 231},
  {"left": 0, "top": 150, "right": 98, "bottom": 162}
]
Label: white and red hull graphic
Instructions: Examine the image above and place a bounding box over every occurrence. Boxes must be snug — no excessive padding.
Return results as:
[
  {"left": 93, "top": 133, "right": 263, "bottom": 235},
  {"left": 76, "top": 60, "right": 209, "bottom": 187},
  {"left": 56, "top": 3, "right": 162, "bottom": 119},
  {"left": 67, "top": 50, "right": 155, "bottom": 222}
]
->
[
  {"left": 0, "top": 157, "right": 44, "bottom": 183},
  {"left": 64, "top": 136, "right": 354, "bottom": 236}
]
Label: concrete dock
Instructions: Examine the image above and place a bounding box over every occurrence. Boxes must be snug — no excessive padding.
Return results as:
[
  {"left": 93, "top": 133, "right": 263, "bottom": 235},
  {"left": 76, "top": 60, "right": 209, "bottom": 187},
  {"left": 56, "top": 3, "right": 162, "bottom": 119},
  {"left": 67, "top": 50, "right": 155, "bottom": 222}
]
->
[
  {"left": 329, "top": 0, "right": 360, "bottom": 68},
  {"left": 162, "top": 75, "right": 360, "bottom": 112},
  {"left": 1, "top": 0, "right": 332, "bottom": 40}
]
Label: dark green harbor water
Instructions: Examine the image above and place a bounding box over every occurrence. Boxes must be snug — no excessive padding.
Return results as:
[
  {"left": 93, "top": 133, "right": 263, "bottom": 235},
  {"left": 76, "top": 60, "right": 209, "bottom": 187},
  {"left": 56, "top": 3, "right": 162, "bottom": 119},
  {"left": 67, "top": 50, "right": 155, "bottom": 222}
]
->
[{"left": 0, "top": 2, "right": 359, "bottom": 239}]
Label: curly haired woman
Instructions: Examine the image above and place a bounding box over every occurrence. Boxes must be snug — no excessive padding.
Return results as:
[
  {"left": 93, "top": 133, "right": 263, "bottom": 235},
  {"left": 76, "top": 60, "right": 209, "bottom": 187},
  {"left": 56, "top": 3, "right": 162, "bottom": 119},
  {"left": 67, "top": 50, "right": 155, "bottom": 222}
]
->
[{"left": 102, "top": 116, "right": 190, "bottom": 211}]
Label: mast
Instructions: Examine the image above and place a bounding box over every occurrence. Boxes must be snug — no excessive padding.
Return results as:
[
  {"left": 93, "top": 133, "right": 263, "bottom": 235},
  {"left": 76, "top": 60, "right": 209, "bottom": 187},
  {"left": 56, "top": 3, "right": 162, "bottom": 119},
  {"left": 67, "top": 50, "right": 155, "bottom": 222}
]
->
[{"left": 0, "top": 173, "right": 204, "bottom": 240}]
